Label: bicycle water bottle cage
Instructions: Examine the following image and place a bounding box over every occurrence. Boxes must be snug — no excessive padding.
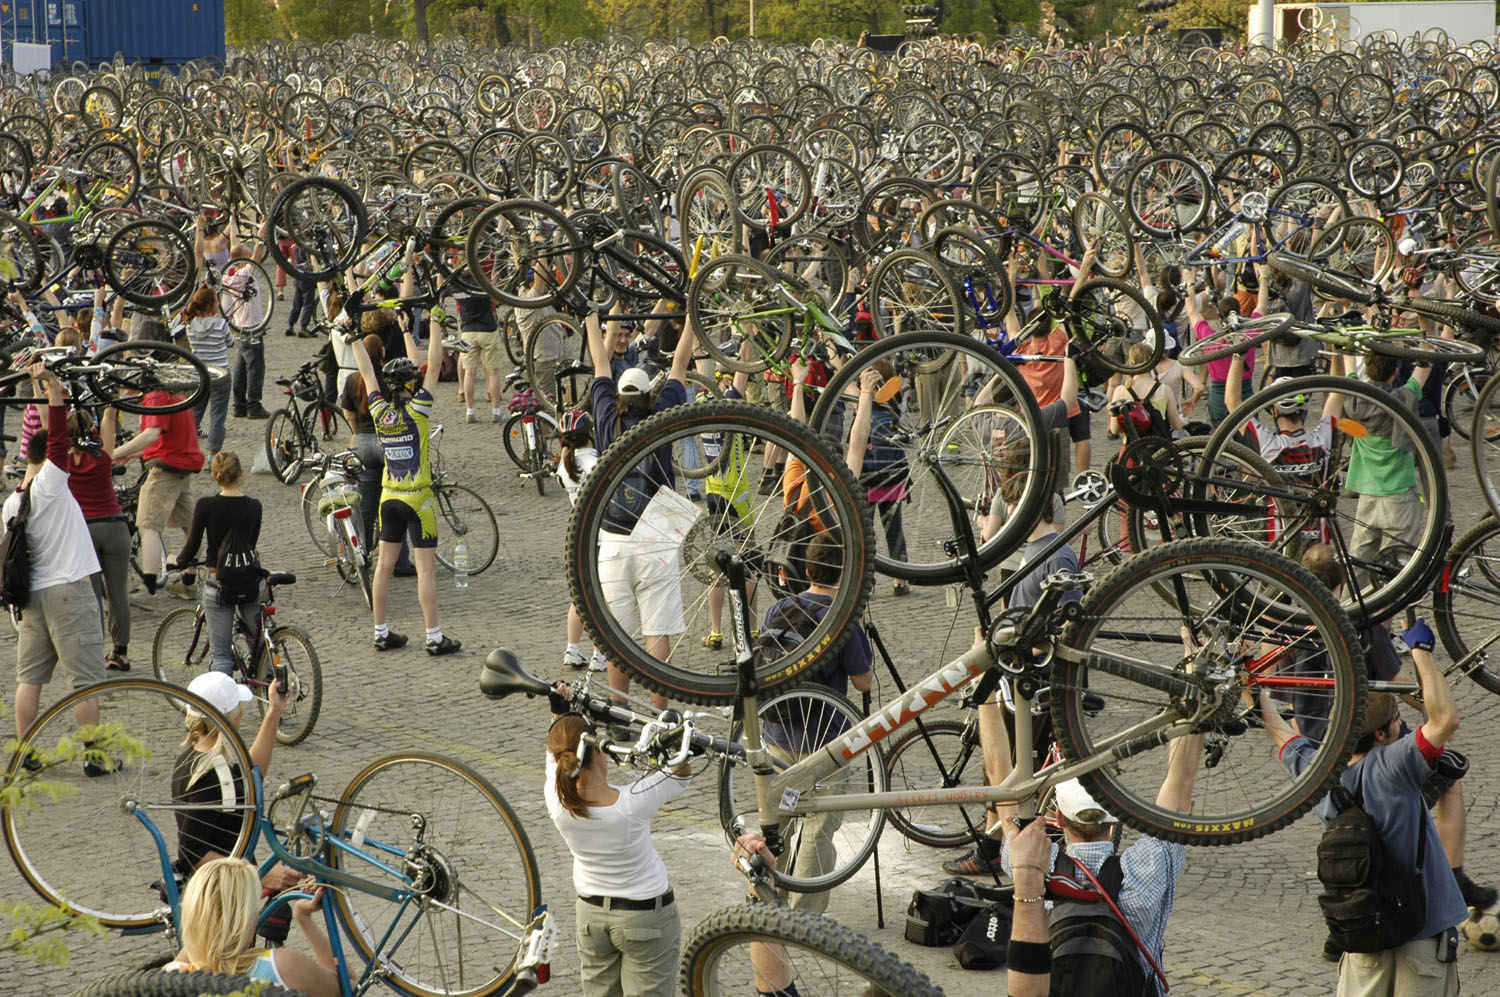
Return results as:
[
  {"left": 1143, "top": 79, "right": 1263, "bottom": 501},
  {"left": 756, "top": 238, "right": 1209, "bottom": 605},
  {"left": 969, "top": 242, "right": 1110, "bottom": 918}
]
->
[{"left": 508, "top": 388, "right": 541, "bottom": 415}]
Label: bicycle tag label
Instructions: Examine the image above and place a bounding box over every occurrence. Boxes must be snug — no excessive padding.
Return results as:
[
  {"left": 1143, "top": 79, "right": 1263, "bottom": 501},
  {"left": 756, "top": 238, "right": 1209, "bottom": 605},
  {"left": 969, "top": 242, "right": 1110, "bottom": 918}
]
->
[{"left": 778, "top": 787, "right": 802, "bottom": 812}]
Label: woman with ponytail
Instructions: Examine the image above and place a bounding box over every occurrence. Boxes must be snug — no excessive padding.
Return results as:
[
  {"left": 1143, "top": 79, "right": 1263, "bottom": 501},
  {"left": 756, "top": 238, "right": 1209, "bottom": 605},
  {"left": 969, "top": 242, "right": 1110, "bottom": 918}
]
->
[{"left": 545, "top": 685, "right": 692, "bottom": 997}]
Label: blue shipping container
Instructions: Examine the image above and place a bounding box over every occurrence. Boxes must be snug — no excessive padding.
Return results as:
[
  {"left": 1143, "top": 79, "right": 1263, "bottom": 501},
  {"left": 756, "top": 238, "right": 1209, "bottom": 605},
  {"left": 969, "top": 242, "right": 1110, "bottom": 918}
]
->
[
  {"left": 4, "top": 0, "right": 88, "bottom": 67},
  {"left": 84, "top": 0, "right": 225, "bottom": 65}
]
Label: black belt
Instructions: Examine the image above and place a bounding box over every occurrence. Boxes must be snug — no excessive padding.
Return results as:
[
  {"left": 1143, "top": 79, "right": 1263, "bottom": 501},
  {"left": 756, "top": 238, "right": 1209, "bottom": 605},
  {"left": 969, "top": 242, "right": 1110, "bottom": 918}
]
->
[
  {"left": 87, "top": 514, "right": 130, "bottom": 523},
  {"left": 578, "top": 889, "right": 673, "bottom": 911}
]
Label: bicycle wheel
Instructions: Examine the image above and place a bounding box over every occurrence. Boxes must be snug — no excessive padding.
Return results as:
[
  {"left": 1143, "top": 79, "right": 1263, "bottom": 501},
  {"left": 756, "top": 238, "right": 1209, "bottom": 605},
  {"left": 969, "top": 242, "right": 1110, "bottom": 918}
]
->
[
  {"left": 4, "top": 679, "right": 255, "bottom": 929},
  {"left": 151, "top": 606, "right": 211, "bottom": 696},
  {"left": 1071, "top": 191, "right": 1134, "bottom": 279},
  {"left": 727, "top": 143, "right": 810, "bottom": 230},
  {"left": 1177, "top": 313, "right": 1295, "bottom": 366},
  {"left": 882, "top": 718, "right": 988, "bottom": 850},
  {"left": 1125, "top": 153, "right": 1210, "bottom": 236},
  {"left": 328, "top": 754, "right": 542, "bottom": 997},
  {"left": 265, "top": 410, "right": 308, "bottom": 485},
  {"left": 867, "top": 248, "right": 964, "bottom": 339},
  {"left": 104, "top": 219, "right": 197, "bottom": 306},
  {"left": 1365, "top": 334, "right": 1487, "bottom": 363},
  {"left": 267, "top": 176, "right": 368, "bottom": 281},
  {"left": 433, "top": 483, "right": 499, "bottom": 575},
  {"left": 335, "top": 516, "right": 375, "bottom": 610},
  {"left": 1445, "top": 368, "right": 1489, "bottom": 441},
  {"left": 1431, "top": 515, "right": 1500, "bottom": 694},
  {"left": 1404, "top": 294, "right": 1500, "bottom": 336},
  {"left": 808, "top": 332, "right": 1048, "bottom": 584},
  {"left": 72, "top": 969, "right": 305, "bottom": 996},
  {"left": 717, "top": 685, "right": 886, "bottom": 894},
  {"left": 679, "top": 167, "right": 743, "bottom": 267},
  {"left": 87, "top": 341, "right": 210, "bottom": 414},
  {"left": 502, "top": 412, "right": 561, "bottom": 477},
  {"left": 1308, "top": 217, "right": 1395, "bottom": 292},
  {"left": 568, "top": 400, "right": 874, "bottom": 704},
  {"left": 0, "top": 207, "right": 44, "bottom": 292},
  {"left": 1470, "top": 370, "right": 1500, "bottom": 521},
  {"left": 687, "top": 253, "right": 795, "bottom": 375},
  {"left": 680, "top": 905, "right": 945, "bottom": 997},
  {"left": 1052, "top": 538, "right": 1365, "bottom": 846},
  {"left": 300, "top": 470, "right": 339, "bottom": 557},
  {"left": 1201, "top": 374, "right": 1448, "bottom": 625},
  {"left": 254, "top": 625, "right": 322, "bottom": 746},
  {"left": 523, "top": 312, "right": 588, "bottom": 414},
  {"left": 1266, "top": 251, "right": 1377, "bottom": 304},
  {"left": 217, "top": 258, "right": 276, "bottom": 335},
  {"left": 1065, "top": 277, "right": 1165, "bottom": 374},
  {"left": 465, "top": 199, "right": 583, "bottom": 309}
]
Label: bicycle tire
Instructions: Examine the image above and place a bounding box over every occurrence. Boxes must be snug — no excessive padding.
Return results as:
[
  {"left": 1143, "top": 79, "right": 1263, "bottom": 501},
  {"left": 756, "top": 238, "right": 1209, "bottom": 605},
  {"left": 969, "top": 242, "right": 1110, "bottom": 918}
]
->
[
  {"left": 464, "top": 198, "right": 583, "bottom": 309},
  {"left": 87, "top": 341, "right": 210, "bottom": 414},
  {"left": 868, "top": 247, "right": 965, "bottom": 340},
  {"left": 342, "top": 520, "right": 375, "bottom": 610},
  {"left": 1469, "top": 369, "right": 1500, "bottom": 522},
  {"left": 299, "top": 468, "right": 342, "bottom": 557},
  {"left": 1201, "top": 374, "right": 1448, "bottom": 625},
  {"left": 264, "top": 409, "right": 308, "bottom": 485},
  {"left": 1071, "top": 191, "right": 1135, "bottom": 279},
  {"left": 71, "top": 969, "right": 308, "bottom": 997},
  {"left": 717, "top": 685, "right": 887, "bottom": 894},
  {"left": 433, "top": 483, "right": 500, "bottom": 575},
  {"left": 151, "top": 606, "right": 210, "bottom": 696},
  {"left": 328, "top": 753, "right": 543, "bottom": 997},
  {"left": 1064, "top": 277, "right": 1164, "bottom": 375},
  {"left": 1266, "top": 251, "right": 1377, "bottom": 304},
  {"left": 1177, "top": 312, "right": 1295, "bottom": 366},
  {"left": 4, "top": 678, "right": 255, "bottom": 929},
  {"left": 502, "top": 410, "right": 561, "bottom": 475},
  {"left": 807, "top": 331, "right": 1049, "bottom": 585},
  {"left": 1053, "top": 538, "right": 1365, "bottom": 846},
  {"left": 727, "top": 143, "right": 811, "bottom": 230},
  {"left": 103, "top": 219, "right": 197, "bottom": 307},
  {"left": 568, "top": 400, "right": 874, "bottom": 704},
  {"left": 1431, "top": 515, "right": 1500, "bottom": 695},
  {"left": 267, "top": 176, "right": 368, "bottom": 281},
  {"left": 1366, "top": 334, "right": 1487, "bottom": 363},
  {"left": 680, "top": 904, "right": 945, "bottom": 997},
  {"left": 1125, "top": 153, "right": 1210, "bottom": 237},
  {"left": 1403, "top": 296, "right": 1500, "bottom": 336},
  {"left": 217, "top": 258, "right": 276, "bottom": 335},
  {"left": 0, "top": 207, "right": 43, "bottom": 292},
  {"left": 882, "top": 718, "right": 987, "bottom": 850},
  {"left": 523, "top": 312, "right": 588, "bottom": 415},
  {"left": 1444, "top": 369, "right": 1489, "bottom": 441},
  {"left": 254, "top": 625, "right": 322, "bottom": 746},
  {"left": 687, "top": 253, "right": 796, "bottom": 374}
]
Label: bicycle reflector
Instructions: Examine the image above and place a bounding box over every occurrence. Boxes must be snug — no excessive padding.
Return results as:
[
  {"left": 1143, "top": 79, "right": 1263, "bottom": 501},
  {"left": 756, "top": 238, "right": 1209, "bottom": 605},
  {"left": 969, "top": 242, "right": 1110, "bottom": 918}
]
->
[
  {"left": 876, "top": 375, "right": 903, "bottom": 404},
  {"left": 1335, "top": 417, "right": 1369, "bottom": 439}
]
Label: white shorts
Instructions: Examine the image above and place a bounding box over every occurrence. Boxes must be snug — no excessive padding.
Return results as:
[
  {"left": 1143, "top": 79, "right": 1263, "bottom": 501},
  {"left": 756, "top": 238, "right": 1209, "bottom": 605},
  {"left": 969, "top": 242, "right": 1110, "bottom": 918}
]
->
[{"left": 598, "top": 534, "right": 686, "bottom": 638}]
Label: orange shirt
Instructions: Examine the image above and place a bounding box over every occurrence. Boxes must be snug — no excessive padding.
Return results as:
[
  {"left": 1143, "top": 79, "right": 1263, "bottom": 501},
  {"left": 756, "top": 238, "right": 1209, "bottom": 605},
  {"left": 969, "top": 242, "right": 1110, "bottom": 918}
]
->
[{"left": 1017, "top": 326, "right": 1079, "bottom": 417}]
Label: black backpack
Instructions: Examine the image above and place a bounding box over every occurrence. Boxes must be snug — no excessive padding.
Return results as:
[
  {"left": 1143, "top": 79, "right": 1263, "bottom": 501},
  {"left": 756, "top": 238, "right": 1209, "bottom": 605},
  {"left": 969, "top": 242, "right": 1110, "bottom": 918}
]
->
[
  {"left": 1048, "top": 853, "right": 1152, "bottom": 997},
  {"left": 1317, "top": 779, "right": 1428, "bottom": 953},
  {"left": 213, "top": 528, "right": 264, "bottom": 606},
  {"left": 1123, "top": 382, "right": 1173, "bottom": 442},
  {"left": 765, "top": 506, "right": 817, "bottom": 597},
  {"left": 1, "top": 488, "right": 33, "bottom": 614}
]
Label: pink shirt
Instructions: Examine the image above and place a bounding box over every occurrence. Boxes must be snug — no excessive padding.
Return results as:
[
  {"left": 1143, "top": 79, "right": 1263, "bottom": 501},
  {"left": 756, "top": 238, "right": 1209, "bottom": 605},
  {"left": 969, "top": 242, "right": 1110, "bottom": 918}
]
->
[{"left": 1197, "top": 318, "right": 1257, "bottom": 383}]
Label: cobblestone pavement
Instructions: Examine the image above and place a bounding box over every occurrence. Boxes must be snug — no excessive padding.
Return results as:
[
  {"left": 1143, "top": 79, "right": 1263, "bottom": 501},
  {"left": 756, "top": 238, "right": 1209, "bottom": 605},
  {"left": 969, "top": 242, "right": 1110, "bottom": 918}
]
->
[{"left": 5, "top": 328, "right": 1500, "bottom": 995}]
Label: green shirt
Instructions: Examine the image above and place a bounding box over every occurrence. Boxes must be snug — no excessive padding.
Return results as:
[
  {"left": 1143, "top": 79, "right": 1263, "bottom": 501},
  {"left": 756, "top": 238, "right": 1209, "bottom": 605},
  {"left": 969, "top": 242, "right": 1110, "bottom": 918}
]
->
[{"left": 1344, "top": 375, "right": 1419, "bottom": 497}]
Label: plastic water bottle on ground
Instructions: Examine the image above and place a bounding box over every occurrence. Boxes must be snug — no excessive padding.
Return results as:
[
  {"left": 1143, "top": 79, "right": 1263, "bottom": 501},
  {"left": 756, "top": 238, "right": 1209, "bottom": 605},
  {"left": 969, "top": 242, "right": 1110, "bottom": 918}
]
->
[{"left": 453, "top": 540, "right": 469, "bottom": 589}]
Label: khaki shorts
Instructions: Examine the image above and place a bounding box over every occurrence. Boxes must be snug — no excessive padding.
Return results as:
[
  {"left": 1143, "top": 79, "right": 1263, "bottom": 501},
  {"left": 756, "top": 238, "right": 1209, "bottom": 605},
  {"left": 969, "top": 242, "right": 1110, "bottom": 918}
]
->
[
  {"left": 137, "top": 466, "right": 196, "bottom": 533},
  {"left": 598, "top": 534, "right": 686, "bottom": 638},
  {"left": 17, "top": 579, "right": 106, "bottom": 687},
  {"left": 460, "top": 330, "right": 504, "bottom": 371},
  {"left": 575, "top": 897, "right": 680, "bottom": 997},
  {"left": 1349, "top": 488, "right": 1424, "bottom": 567}
]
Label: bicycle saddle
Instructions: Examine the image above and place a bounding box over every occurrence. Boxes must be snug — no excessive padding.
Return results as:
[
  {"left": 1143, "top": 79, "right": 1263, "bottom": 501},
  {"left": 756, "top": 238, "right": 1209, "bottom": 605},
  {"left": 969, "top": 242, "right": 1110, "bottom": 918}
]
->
[
  {"left": 266, "top": 572, "right": 296, "bottom": 587},
  {"left": 480, "top": 648, "right": 552, "bottom": 700}
]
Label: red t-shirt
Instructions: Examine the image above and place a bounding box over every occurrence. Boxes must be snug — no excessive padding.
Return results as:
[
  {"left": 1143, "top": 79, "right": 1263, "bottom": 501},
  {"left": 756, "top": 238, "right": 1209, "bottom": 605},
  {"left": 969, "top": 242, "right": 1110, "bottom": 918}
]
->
[
  {"left": 51, "top": 405, "right": 123, "bottom": 519},
  {"left": 140, "top": 392, "right": 204, "bottom": 473}
]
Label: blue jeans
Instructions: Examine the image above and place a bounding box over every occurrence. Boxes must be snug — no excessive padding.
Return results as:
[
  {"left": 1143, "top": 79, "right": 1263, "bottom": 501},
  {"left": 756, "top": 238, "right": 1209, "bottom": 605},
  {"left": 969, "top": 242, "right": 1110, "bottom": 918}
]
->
[
  {"left": 204, "top": 580, "right": 262, "bottom": 674},
  {"left": 193, "top": 372, "right": 231, "bottom": 453},
  {"left": 232, "top": 338, "right": 265, "bottom": 410}
]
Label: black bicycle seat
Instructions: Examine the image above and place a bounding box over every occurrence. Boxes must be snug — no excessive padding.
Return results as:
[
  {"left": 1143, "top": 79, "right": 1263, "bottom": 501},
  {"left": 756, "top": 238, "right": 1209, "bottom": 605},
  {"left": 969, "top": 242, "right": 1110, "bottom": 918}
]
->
[
  {"left": 266, "top": 572, "right": 296, "bottom": 587},
  {"left": 480, "top": 647, "right": 552, "bottom": 700}
]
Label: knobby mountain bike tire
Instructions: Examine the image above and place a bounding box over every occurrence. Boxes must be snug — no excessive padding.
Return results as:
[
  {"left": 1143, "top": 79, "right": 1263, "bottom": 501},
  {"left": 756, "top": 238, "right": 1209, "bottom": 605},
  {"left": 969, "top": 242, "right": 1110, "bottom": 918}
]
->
[
  {"left": 1065, "top": 276, "right": 1165, "bottom": 374},
  {"left": 1177, "top": 312, "right": 1295, "bottom": 366},
  {"left": 267, "top": 176, "right": 368, "bottom": 281},
  {"left": 465, "top": 198, "right": 584, "bottom": 309},
  {"left": 1200, "top": 374, "right": 1447, "bottom": 625},
  {"left": 680, "top": 905, "right": 945, "bottom": 997},
  {"left": 568, "top": 400, "right": 874, "bottom": 704},
  {"left": 1053, "top": 538, "right": 1365, "bottom": 846},
  {"left": 87, "top": 341, "right": 211, "bottom": 414},
  {"left": 4, "top": 679, "right": 255, "bottom": 929},
  {"left": 1402, "top": 296, "right": 1500, "bottom": 336},
  {"left": 1431, "top": 515, "right": 1500, "bottom": 695},
  {"left": 72, "top": 969, "right": 308, "bottom": 997},
  {"left": 255, "top": 625, "right": 323, "bottom": 746},
  {"left": 1266, "top": 252, "right": 1378, "bottom": 304},
  {"left": 328, "top": 753, "right": 543, "bottom": 997},
  {"left": 716, "top": 685, "right": 886, "bottom": 893}
]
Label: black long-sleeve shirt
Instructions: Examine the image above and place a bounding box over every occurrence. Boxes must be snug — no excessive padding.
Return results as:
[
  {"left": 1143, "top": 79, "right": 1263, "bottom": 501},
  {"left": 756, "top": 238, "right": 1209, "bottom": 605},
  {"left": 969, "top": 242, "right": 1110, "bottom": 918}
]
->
[{"left": 177, "top": 495, "right": 261, "bottom": 568}]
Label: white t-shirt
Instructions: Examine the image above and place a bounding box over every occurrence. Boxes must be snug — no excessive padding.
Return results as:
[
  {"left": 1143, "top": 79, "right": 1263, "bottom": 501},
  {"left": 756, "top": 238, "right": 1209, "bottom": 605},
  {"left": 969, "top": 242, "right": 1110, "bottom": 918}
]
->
[
  {"left": 544, "top": 753, "right": 689, "bottom": 899},
  {"left": 1, "top": 460, "right": 100, "bottom": 591},
  {"left": 329, "top": 312, "right": 358, "bottom": 394},
  {"left": 558, "top": 447, "right": 598, "bottom": 507}
]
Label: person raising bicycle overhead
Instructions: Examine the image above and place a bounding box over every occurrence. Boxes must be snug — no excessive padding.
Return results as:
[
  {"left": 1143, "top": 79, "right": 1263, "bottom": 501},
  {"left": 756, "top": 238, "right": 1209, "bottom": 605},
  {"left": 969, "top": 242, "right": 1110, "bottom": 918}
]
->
[{"left": 349, "top": 307, "right": 461, "bottom": 656}]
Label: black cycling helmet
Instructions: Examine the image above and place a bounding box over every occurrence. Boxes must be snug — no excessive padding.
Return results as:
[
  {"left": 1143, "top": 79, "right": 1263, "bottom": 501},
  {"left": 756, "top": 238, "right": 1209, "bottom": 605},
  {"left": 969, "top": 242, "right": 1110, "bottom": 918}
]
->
[
  {"left": 382, "top": 357, "right": 420, "bottom": 392},
  {"left": 560, "top": 408, "right": 594, "bottom": 444}
]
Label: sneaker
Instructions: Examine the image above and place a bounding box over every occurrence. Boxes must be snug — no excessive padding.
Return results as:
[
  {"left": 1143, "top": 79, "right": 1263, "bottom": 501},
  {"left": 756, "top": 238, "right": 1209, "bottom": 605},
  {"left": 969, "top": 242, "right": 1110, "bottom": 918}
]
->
[
  {"left": 426, "top": 635, "right": 462, "bottom": 656},
  {"left": 82, "top": 741, "right": 119, "bottom": 778},
  {"left": 1322, "top": 934, "right": 1342, "bottom": 962},
  {"left": 893, "top": 579, "right": 910, "bottom": 597},
  {"left": 232, "top": 408, "right": 248, "bottom": 418},
  {"left": 285, "top": 328, "right": 296, "bottom": 337},
  {"left": 564, "top": 647, "right": 588, "bottom": 669},
  {"left": 491, "top": 412, "right": 502, "bottom": 424},
  {"left": 942, "top": 847, "right": 1005, "bottom": 876},
  {"left": 246, "top": 406, "right": 271, "bottom": 420},
  {"left": 758, "top": 474, "right": 778, "bottom": 496},
  {"left": 465, "top": 411, "right": 477, "bottom": 424},
  {"left": 589, "top": 651, "right": 608, "bottom": 673},
  {"left": 374, "top": 631, "right": 409, "bottom": 651},
  {"left": 1457, "top": 870, "right": 1499, "bottom": 911},
  {"left": 702, "top": 631, "right": 723, "bottom": 650},
  {"left": 165, "top": 576, "right": 195, "bottom": 601},
  {"left": 106, "top": 650, "right": 130, "bottom": 672}
]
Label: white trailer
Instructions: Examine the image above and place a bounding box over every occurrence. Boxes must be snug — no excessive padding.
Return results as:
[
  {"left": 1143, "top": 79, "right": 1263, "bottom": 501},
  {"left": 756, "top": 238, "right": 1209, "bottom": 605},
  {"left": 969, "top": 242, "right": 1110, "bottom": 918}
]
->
[{"left": 1249, "top": 1, "right": 1495, "bottom": 45}]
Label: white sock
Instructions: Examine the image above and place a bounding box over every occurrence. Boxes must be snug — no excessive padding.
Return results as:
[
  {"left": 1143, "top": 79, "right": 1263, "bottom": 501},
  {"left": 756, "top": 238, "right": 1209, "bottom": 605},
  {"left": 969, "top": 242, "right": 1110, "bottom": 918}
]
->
[
  {"left": 493, "top": 407, "right": 503, "bottom": 417},
  {"left": 566, "top": 642, "right": 581, "bottom": 655},
  {"left": 466, "top": 408, "right": 475, "bottom": 417},
  {"left": 426, "top": 627, "right": 443, "bottom": 643},
  {"left": 374, "top": 623, "right": 389, "bottom": 639}
]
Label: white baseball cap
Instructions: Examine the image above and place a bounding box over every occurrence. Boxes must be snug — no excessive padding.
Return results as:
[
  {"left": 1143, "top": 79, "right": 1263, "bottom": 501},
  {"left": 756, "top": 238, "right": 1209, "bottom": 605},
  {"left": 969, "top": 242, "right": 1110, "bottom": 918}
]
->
[
  {"left": 185, "top": 671, "right": 254, "bottom": 719},
  {"left": 617, "top": 367, "right": 652, "bottom": 395},
  {"left": 1143, "top": 327, "right": 1176, "bottom": 352},
  {"left": 1053, "top": 778, "right": 1118, "bottom": 823}
]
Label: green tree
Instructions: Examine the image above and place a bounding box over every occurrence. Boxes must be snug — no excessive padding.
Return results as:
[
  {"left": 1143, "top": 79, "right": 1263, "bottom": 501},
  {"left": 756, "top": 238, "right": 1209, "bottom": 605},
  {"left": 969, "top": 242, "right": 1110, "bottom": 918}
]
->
[
  {"left": 1166, "top": 0, "right": 1248, "bottom": 38},
  {"left": 225, "top": 0, "right": 280, "bottom": 44}
]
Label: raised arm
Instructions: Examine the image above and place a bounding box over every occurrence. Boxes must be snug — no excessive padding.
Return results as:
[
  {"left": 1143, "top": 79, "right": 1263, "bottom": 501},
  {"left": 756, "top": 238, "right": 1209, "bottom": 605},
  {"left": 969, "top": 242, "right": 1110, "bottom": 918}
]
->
[
  {"left": 585, "top": 309, "right": 611, "bottom": 378},
  {"left": 1068, "top": 246, "right": 1097, "bottom": 298},
  {"left": 1225, "top": 353, "right": 1246, "bottom": 411},
  {"left": 1059, "top": 353, "right": 1079, "bottom": 414},
  {"left": 669, "top": 313, "right": 695, "bottom": 386},
  {"left": 422, "top": 313, "right": 443, "bottom": 395},
  {"left": 1405, "top": 618, "right": 1458, "bottom": 748},
  {"left": 844, "top": 368, "right": 882, "bottom": 476},
  {"left": 789, "top": 359, "right": 809, "bottom": 425}
]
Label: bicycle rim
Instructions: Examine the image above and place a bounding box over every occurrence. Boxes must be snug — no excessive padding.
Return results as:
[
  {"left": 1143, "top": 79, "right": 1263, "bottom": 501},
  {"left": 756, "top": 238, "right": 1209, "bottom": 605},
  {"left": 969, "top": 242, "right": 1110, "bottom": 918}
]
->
[
  {"left": 329, "top": 754, "right": 542, "bottom": 997},
  {"left": 258, "top": 626, "right": 322, "bottom": 745},
  {"left": 680, "top": 905, "right": 945, "bottom": 997},
  {"left": 1431, "top": 516, "right": 1500, "bottom": 695},
  {"left": 1053, "top": 538, "right": 1365, "bottom": 845},
  {"left": 883, "top": 718, "right": 988, "bottom": 850},
  {"left": 151, "top": 606, "right": 211, "bottom": 697},
  {"left": 717, "top": 686, "right": 886, "bottom": 893},
  {"left": 3, "top": 679, "right": 255, "bottom": 928},
  {"left": 264, "top": 409, "right": 305, "bottom": 485},
  {"left": 433, "top": 484, "right": 499, "bottom": 574}
]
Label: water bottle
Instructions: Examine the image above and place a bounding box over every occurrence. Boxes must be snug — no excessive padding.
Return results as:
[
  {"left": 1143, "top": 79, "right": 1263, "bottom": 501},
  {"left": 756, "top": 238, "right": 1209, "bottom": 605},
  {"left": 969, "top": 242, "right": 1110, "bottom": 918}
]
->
[{"left": 453, "top": 540, "right": 469, "bottom": 589}]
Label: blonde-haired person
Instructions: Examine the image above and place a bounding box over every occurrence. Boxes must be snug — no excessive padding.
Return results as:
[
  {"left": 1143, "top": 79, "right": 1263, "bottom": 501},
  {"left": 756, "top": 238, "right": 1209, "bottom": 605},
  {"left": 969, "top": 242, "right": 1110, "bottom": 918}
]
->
[
  {"left": 168, "top": 451, "right": 262, "bottom": 674},
  {"left": 1106, "top": 341, "right": 1188, "bottom": 439},
  {"left": 546, "top": 686, "right": 691, "bottom": 997},
  {"left": 166, "top": 856, "right": 338, "bottom": 996}
]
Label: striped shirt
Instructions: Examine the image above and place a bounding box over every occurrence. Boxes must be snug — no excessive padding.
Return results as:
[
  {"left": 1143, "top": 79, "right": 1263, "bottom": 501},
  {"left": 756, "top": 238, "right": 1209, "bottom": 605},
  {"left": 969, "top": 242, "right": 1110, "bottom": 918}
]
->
[{"left": 185, "top": 315, "right": 232, "bottom": 369}]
